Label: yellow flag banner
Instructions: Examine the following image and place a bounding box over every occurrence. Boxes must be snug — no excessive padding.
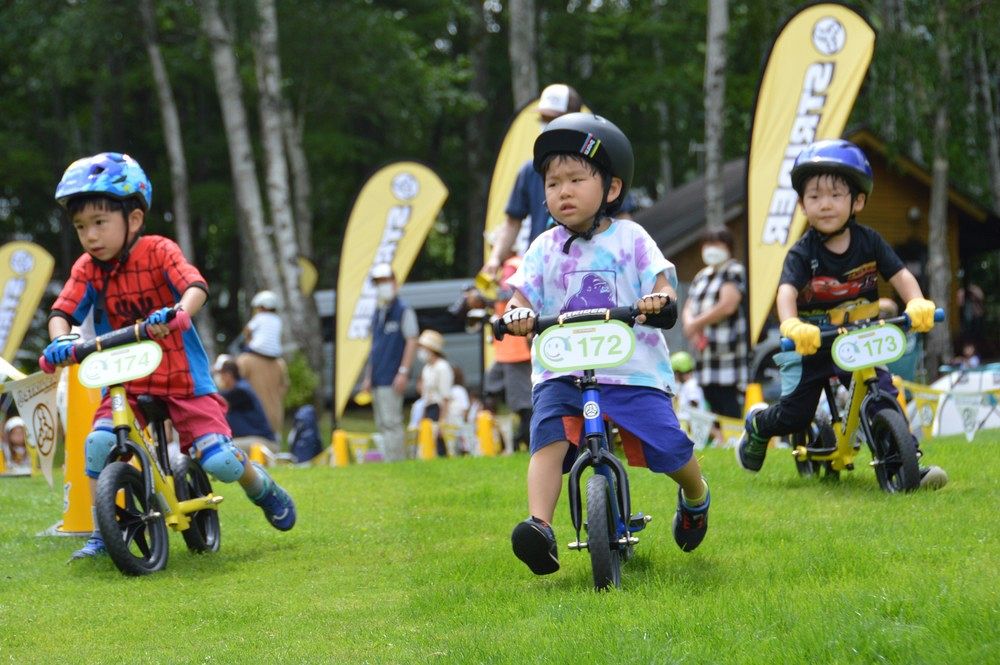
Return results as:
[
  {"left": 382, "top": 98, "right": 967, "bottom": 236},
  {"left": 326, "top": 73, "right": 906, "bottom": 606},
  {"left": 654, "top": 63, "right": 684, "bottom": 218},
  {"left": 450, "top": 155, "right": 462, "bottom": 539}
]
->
[
  {"left": 0, "top": 242, "right": 55, "bottom": 362},
  {"left": 746, "top": 4, "right": 875, "bottom": 343},
  {"left": 335, "top": 162, "right": 448, "bottom": 420}
]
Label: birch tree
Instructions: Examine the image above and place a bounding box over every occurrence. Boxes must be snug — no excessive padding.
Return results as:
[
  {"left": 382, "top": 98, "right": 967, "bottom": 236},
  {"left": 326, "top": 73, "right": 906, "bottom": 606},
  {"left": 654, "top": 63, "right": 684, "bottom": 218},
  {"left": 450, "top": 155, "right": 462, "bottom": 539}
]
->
[
  {"left": 508, "top": 0, "right": 538, "bottom": 109},
  {"left": 925, "top": 1, "right": 953, "bottom": 372},
  {"left": 140, "top": 0, "right": 217, "bottom": 359},
  {"left": 252, "top": 0, "right": 321, "bottom": 368},
  {"left": 973, "top": 16, "right": 1000, "bottom": 210},
  {"left": 651, "top": 0, "right": 674, "bottom": 197},
  {"left": 703, "top": 0, "right": 728, "bottom": 230}
]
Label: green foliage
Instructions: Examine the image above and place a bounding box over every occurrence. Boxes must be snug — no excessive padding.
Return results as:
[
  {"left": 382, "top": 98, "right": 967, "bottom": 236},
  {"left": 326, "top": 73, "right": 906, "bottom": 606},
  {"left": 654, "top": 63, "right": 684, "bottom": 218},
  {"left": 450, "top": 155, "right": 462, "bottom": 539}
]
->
[
  {"left": 284, "top": 350, "right": 319, "bottom": 410},
  {"left": 0, "top": 435, "right": 996, "bottom": 661}
]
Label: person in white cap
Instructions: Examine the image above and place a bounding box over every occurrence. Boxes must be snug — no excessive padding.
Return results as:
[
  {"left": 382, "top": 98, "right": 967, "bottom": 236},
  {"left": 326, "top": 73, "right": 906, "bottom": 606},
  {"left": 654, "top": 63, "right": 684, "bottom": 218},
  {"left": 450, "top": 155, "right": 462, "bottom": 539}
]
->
[
  {"left": 2, "top": 416, "right": 31, "bottom": 475},
  {"left": 361, "top": 263, "right": 419, "bottom": 461},
  {"left": 482, "top": 84, "right": 635, "bottom": 278},
  {"left": 238, "top": 289, "right": 289, "bottom": 438}
]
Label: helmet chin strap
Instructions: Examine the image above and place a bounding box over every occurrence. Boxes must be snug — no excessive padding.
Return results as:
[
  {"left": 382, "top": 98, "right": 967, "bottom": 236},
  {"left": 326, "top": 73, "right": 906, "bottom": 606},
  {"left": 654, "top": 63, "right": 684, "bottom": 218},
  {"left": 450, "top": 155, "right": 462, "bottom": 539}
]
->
[
  {"left": 816, "top": 216, "right": 856, "bottom": 243},
  {"left": 558, "top": 180, "right": 613, "bottom": 254}
]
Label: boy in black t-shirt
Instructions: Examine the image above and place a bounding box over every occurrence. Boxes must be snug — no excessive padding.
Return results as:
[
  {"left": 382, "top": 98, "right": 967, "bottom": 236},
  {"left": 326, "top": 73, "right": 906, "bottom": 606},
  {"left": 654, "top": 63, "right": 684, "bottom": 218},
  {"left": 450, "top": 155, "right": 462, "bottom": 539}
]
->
[{"left": 736, "top": 140, "right": 946, "bottom": 488}]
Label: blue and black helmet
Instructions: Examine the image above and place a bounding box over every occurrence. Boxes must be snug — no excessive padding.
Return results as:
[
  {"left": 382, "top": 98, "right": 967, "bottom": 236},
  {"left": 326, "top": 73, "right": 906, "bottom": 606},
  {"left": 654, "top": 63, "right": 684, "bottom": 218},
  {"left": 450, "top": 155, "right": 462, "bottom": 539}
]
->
[
  {"left": 55, "top": 152, "right": 152, "bottom": 211},
  {"left": 533, "top": 112, "right": 634, "bottom": 214},
  {"left": 790, "top": 139, "right": 873, "bottom": 198}
]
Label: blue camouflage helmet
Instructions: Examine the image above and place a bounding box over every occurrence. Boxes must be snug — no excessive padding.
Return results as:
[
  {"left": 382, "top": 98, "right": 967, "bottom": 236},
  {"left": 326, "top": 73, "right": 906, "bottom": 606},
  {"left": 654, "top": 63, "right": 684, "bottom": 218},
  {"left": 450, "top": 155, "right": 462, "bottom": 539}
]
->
[
  {"left": 55, "top": 152, "right": 152, "bottom": 211},
  {"left": 790, "top": 139, "right": 873, "bottom": 197}
]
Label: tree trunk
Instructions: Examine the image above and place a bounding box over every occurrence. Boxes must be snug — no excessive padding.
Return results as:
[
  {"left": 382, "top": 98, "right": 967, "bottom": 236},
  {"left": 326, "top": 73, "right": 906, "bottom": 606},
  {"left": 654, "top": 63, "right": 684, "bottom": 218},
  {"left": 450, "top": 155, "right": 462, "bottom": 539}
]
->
[
  {"left": 465, "top": 0, "right": 491, "bottom": 274},
  {"left": 704, "top": 0, "right": 728, "bottom": 230},
  {"left": 252, "top": 0, "right": 322, "bottom": 371},
  {"left": 975, "top": 21, "right": 1000, "bottom": 210},
  {"left": 140, "top": 0, "right": 217, "bottom": 359},
  {"left": 652, "top": 0, "right": 673, "bottom": 197},
  {"left": 508, "top": 0, "right": 538, "bottom": 109},
  {"left": 199, "top": 0, "right": 283, "bottom": 308},
  {"left": 926, "top": 1, "right": 953, "bottom": 375},
  {"left": 282, "top": 103, "right": 314, "bottom": 259}
]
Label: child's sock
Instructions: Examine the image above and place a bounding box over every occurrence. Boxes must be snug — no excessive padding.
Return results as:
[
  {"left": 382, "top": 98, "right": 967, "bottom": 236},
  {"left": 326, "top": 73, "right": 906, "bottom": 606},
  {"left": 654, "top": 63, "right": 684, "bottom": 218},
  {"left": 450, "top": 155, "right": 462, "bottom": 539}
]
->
[
  {"left": 242, "top": 466, "right": 268, "bottom": 500},
  {"left": 681, "top": 478, "right": 709, "bottom": 507}
]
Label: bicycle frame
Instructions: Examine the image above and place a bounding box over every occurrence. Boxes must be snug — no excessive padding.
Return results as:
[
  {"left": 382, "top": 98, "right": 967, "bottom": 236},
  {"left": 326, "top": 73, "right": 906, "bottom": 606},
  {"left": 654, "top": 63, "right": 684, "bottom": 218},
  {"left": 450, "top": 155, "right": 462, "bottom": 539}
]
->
[{"left": 106, "top": 384, "right": 223, "bottom": 532}]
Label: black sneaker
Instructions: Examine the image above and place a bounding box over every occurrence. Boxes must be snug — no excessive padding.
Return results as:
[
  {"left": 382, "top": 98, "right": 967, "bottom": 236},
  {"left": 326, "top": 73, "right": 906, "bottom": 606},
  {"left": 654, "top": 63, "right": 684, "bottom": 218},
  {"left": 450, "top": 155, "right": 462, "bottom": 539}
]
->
[
  {"left": 919, "top": 465, "right": 948, "bottom": 490},
  {"left": 511, "top": 517, "right": 559, "bottom": 575},
  {"left": 672, "top": 483, "right": 710, "bottom": 552},
  {"left": 736, "top": 406, "right": 769, "bottom": 473}
]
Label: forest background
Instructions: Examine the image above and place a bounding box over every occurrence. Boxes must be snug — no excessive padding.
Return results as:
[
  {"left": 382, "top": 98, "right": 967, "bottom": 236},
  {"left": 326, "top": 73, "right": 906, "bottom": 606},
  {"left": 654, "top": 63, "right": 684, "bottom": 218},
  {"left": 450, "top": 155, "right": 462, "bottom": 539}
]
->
[{"left": 1, "top": 0, "right": 997, "bottom": 386}]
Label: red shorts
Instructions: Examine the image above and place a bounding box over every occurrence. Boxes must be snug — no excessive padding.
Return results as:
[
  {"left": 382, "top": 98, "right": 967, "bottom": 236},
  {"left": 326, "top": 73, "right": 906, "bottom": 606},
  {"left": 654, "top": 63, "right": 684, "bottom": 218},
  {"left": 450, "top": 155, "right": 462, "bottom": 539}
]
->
[{"left": 93, "top": 393, "right": 231, "bottom": 453}]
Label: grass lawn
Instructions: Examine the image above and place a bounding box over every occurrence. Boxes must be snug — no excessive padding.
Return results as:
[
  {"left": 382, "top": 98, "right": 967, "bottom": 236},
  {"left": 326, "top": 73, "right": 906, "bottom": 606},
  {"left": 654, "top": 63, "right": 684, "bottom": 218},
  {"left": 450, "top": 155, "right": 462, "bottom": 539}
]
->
[{"left": 0, "top": 430, "right": 997, "bottom": 663}]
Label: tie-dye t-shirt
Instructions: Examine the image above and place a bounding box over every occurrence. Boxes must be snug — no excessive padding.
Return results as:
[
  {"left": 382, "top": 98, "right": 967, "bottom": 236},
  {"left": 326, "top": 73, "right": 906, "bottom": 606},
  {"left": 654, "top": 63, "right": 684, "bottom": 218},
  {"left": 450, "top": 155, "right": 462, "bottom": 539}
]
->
[{"left": 506, "top": 219, "right": 678, "bottom": 393}]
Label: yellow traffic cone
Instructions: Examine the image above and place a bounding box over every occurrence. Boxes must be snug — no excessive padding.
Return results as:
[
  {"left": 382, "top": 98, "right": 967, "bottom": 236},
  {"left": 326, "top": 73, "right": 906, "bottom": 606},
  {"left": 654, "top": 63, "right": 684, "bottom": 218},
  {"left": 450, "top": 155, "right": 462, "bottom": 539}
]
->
[
  {"left": 476, "top": 410, "right": 496, "bottom": 456},
  {"left": 744, "top": 382, "right": 766, "bottom": 416},
  {"left": 418, "top": 418, "right": 436, "bottom": 460},
  {"left": 57, "top": 366, "right": 101, "bottom": 535},
  {"left": 331, "top": 429, "right": 350, "bottom": 467}
]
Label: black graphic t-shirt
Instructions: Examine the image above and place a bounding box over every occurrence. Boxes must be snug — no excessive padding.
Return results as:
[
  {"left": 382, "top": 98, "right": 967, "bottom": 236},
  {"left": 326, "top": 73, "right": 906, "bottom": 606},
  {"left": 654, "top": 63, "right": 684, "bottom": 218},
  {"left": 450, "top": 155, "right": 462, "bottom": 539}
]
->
[{"left": 780, "top": 223, "right": 905, "bottom": 324}]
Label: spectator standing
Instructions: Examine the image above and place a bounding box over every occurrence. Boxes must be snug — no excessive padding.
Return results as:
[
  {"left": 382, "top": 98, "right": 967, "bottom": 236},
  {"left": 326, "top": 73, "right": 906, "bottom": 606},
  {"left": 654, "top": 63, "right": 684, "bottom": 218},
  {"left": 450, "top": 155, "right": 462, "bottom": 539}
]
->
[
  {"left": 417, "top": 330, "right": 453, "bottom": 458},
  {"left": 681, "top": 228, "right": 748, "bottom": 419},
  {"left": 237, "top": 290, "right": 289, "bottom": 438},
  {"left": 361, "top": 263, "right": 419, "bottom": 462}
]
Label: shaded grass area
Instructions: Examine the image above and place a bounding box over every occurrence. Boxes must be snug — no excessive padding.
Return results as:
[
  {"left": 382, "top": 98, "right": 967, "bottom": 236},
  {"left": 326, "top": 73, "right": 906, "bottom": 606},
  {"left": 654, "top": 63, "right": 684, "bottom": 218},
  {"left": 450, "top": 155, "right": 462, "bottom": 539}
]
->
[{"left": 0, "top": 433, "right": 996, "bottom": 663}]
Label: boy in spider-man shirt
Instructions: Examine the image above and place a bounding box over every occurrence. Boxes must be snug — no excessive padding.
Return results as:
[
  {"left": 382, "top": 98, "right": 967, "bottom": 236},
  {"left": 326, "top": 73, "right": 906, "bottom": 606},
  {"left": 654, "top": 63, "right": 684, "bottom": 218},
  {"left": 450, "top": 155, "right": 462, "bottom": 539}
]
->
[{"left": 44, "top": 152, "right": 296, "bottom": 561}]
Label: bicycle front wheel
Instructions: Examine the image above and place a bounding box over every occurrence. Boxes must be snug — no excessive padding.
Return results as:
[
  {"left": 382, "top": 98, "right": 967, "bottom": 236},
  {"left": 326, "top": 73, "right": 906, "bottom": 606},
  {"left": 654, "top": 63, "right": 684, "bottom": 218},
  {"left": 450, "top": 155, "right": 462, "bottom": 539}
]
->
[
  {"left": 586, "top": 474, "right": 621, "bottom": 591},
  {"left": 870, "top": 409, "right": 920, "bottom": 493},
  {"left": 95, "top": 462, "right": 169, "bottom": 575}
]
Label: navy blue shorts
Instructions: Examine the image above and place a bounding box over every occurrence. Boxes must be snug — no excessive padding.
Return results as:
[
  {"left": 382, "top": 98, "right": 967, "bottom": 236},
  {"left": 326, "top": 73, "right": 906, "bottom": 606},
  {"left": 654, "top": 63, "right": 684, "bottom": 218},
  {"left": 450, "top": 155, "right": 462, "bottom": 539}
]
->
[{"left": 530, "top": 378, "right": 694, "bottom": 474}]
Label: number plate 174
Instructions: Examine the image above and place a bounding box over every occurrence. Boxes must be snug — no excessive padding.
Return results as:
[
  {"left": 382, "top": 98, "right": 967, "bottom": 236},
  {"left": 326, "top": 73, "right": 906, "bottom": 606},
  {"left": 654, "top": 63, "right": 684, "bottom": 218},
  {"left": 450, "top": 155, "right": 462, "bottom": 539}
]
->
[
  {"left": 536, "top": 320, "right": 635, "bottom": 372},
  {"left": 79, "top": 341, "right": 163, "bottom": 389}
]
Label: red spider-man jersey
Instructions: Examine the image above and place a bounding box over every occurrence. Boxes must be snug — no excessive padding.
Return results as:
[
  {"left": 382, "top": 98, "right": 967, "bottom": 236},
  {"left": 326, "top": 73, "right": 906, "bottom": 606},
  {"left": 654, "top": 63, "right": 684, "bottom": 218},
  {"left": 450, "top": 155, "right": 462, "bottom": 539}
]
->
[{"left": 51, "top": 235, "right": 215, "bottom": 397}]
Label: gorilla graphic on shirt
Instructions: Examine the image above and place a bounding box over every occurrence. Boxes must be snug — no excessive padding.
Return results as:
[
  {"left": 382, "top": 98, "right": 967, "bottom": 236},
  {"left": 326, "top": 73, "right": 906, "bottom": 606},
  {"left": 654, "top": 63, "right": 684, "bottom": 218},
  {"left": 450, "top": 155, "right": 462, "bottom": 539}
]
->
[{"left": 563, "top": 271, "right": 615, "bottom": 311}]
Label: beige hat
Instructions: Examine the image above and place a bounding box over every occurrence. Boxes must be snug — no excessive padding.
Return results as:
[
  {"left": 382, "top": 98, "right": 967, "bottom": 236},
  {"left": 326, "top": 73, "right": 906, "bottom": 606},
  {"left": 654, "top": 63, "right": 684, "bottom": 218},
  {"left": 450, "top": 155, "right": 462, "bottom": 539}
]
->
[{"left": 417, "top": 329, "right": 445, "bottom": 355}]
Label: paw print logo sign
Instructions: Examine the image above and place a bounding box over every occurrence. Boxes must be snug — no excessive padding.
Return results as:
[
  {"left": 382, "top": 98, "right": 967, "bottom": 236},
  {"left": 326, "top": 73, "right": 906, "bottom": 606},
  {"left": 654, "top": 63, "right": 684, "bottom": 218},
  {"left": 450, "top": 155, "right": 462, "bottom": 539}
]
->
[
  {"left": 32, "top": 403, "right": 56, "bottom": 458},
  {"left": 812, "top": 17, "right": 846, "bottom": 55}
]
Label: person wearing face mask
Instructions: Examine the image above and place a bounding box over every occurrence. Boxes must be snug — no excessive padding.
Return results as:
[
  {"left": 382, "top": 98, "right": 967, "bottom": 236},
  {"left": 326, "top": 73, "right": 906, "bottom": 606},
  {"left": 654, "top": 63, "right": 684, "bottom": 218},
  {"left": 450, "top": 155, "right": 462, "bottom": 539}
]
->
[
  {"left": 681, "top": 228, "right": 748, "bottom": 420},
  {"left": 416, "top": 330, "right": 453, "bottom": 458},
  {"left": 361, "top": 263, "right": 419, "bottom": 462}
]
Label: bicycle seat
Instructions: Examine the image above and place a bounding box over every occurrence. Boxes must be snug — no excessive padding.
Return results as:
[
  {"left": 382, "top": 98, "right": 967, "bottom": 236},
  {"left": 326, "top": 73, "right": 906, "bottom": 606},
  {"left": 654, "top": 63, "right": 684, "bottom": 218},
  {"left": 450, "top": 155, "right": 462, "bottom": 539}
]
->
[{"left": 136, "top": 395, "right": 170, "bottom": 423}]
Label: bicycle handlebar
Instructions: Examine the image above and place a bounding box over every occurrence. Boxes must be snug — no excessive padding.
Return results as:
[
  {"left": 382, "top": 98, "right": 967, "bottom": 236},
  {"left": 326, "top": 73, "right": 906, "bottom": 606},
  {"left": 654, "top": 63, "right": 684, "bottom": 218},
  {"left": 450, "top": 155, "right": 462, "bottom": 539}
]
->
[
  {"left": 492, "top": 299, "right": 677, "bottom": 341},
  {"left": 39, "top": 309, "right": 192, "bottom": 374},
  {"left": 778, "top": 307, "right": 945, "bottom": 352}
]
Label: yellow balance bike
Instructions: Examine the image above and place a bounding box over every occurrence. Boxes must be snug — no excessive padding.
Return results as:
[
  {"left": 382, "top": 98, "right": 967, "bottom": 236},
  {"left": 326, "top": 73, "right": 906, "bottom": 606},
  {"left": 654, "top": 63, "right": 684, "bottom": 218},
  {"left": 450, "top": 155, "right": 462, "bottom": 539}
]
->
[
  {"left": 40, "top": 310, "right": 223, "bottom": 575},
  {"left": 781, "top": 308, "right": 944, "bottom": 493}
]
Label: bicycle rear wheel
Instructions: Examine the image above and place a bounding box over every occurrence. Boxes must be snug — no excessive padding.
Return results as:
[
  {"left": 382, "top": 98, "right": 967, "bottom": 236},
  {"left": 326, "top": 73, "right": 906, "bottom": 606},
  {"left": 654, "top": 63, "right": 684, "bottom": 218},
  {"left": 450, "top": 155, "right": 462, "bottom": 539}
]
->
[
  {"left": 174, "top": 456, "right": 221, "bottom": 553},
  {"left": 870, "top": 409, "right": 920, "bottom": 493},
  {"left": 95, "top": 462, "right": 169, "bottom": 575},
  {"left": 586, "top": 474, "right": 621, "bottom": 591}
]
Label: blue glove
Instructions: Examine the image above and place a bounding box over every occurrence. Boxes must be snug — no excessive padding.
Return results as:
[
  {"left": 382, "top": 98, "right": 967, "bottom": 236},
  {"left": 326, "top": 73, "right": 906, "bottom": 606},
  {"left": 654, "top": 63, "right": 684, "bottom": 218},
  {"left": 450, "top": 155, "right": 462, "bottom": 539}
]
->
[
  {"left": 146, "top": 306, "right": 174, "bottom": 326},
  {"left": 43, "top": 334, "right": 79, "bottom": 366}
]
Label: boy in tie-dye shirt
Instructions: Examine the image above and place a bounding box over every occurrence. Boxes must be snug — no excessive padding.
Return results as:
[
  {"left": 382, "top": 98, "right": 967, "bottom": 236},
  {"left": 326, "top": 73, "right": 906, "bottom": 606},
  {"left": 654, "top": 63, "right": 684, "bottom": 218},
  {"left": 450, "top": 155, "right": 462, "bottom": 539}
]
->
[{"left": 501, "top": 113, "right": 710, "bottom": 576}]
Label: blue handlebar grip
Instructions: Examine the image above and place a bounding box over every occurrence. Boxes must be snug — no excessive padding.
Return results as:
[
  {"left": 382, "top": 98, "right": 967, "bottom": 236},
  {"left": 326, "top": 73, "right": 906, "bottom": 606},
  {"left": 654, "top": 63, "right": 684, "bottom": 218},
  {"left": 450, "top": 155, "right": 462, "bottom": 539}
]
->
[
  {"left": 779, "top": 338, "right": 794, "bottom": 352},
  {"left": 934, "top": 307, "right": 945, "bottom": 322}
]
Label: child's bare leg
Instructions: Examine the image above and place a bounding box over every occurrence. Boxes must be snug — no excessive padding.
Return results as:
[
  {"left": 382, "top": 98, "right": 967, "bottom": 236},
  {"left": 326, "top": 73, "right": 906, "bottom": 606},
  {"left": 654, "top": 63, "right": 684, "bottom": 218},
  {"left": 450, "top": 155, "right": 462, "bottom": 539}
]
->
[
  {"left": 667, "top": 456, "right": 707, "bottom": 503},
  {"left": 526, "top": 440, "right": 570, "bottom": 523}
]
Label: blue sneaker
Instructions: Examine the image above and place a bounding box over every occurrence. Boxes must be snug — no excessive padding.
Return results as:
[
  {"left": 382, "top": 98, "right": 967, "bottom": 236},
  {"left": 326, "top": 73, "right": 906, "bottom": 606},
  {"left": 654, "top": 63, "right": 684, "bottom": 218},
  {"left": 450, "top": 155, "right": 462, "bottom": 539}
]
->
[
  {"left": 251, "top": 465, "right": 296, "bottom": 531},
  {"left": 672, "top": 483, "right": 710, "bottom": 552},
  {"left": 70, "top": 534, "right": 107, "bottom": 560},
  {"left": 736, "top": 404, "right": 770, "bottom": 473},
  {"left": 511, "top": 517, "right": 559, "bottom": 575}
]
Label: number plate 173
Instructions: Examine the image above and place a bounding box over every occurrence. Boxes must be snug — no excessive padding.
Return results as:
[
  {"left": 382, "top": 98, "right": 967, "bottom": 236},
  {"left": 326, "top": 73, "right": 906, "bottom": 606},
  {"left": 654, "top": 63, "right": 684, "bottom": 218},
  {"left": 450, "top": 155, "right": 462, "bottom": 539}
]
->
[{"left": 831, "top": 324, "right": 906, "bottom": 372}]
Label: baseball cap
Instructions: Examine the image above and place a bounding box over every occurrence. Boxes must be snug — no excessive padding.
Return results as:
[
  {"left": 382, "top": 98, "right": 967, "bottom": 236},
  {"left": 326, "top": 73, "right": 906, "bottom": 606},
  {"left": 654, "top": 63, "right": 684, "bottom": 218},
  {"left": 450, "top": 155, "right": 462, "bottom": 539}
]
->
[{"left": 371, "top": 263, "right": 394, "bottom": 280}]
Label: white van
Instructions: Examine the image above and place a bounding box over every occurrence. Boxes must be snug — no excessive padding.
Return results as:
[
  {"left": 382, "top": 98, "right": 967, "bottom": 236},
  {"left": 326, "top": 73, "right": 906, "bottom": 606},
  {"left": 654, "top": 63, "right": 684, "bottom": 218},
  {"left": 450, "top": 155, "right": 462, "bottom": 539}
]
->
[{"left": 314, "top": 279, "right": 483, "bottom": 403}]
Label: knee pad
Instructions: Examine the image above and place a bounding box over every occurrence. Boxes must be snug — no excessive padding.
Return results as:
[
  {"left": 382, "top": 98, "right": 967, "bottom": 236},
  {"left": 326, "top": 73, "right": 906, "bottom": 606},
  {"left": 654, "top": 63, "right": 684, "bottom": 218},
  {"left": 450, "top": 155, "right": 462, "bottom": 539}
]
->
[
  {"left": 84, "top": 429, "right": 117, "bottom": 479},
  {"left": 192, "top": 435, "right": 247, "bottom": 483}
]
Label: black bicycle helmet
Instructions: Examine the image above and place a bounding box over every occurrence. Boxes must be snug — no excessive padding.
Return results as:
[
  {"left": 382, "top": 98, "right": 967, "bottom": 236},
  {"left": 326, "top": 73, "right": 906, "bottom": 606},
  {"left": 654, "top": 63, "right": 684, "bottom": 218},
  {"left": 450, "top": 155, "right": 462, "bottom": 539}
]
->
[
  {"left": 790, "top": 139, "right": 873, "bottom": 198},
  {"left": 533, "top": 112, "right": 634, "bottom": 215}
]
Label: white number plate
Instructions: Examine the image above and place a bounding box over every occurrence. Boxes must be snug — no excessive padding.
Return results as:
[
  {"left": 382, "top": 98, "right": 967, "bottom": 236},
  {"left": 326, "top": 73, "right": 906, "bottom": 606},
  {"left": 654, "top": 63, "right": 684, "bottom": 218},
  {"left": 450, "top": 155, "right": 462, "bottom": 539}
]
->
[
  {"left": 536, "top": 320, "right": 635, "bottom": 372},
  {"left": 831, "top": 324, "right": 906, "bottom": 372},
  {"left": 78, "top": 341, "right": 163, "bottom": 389}
]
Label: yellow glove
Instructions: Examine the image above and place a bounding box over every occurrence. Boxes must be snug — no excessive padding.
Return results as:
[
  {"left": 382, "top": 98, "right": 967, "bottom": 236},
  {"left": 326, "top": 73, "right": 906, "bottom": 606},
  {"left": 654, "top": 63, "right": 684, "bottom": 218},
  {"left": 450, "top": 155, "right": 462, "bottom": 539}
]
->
[
  {"left": 780, "top": 317, "right": 821, "bottom": 355},
  {"left": 905, "top": 298, "right": 936, "bottom": 333}
]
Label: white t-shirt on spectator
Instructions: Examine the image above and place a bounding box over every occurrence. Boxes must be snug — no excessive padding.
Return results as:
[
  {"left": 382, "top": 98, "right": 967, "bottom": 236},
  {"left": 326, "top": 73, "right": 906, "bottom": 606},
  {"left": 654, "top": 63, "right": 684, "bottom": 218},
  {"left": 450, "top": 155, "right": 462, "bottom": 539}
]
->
[{"left": 246, "top": 311, "right": 283, "bottom": 357}]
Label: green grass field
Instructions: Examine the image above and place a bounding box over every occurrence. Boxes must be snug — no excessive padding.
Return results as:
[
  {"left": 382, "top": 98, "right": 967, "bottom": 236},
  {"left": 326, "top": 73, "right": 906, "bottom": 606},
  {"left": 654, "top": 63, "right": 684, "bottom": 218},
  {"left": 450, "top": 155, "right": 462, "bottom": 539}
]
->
[{"left": 1, "top": 431, "right": 997, "bottom": 664}]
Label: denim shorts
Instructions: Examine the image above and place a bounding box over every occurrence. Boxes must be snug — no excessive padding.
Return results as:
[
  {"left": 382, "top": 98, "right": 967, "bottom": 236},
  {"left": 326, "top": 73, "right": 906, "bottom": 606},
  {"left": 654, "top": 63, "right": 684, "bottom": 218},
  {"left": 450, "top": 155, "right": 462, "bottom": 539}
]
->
[{"left": 530, "top": 377, "right": 694, "bottom": 474}]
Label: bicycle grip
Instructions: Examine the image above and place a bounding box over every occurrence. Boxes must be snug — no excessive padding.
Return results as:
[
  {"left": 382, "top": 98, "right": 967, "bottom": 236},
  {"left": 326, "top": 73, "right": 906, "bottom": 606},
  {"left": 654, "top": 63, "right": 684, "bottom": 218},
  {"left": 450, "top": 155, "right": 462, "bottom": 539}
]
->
[
  {"left": 491, "top": 317, "right": 508, "bottom": 342},
  {"left": 779, "top": 338, "right": 795, "bottom": 352}
]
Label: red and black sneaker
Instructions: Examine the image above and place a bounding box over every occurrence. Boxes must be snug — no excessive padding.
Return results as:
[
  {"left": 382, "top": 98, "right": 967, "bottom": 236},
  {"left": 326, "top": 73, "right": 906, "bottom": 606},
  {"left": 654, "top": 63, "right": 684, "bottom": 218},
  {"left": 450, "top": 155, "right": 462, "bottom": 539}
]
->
[
  {"left": 672, "top": 483, "right": 710, "bottom": 552},
  {"left": 511, "top": 517, "right": 559, "bottom": 575}
]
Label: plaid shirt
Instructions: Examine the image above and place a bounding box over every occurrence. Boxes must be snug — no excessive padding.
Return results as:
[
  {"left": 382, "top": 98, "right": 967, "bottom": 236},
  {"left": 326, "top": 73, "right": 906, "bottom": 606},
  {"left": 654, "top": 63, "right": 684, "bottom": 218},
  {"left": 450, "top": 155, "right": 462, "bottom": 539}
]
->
[{"left": 687, "top": 259, "right": 748, "bottom": 387}]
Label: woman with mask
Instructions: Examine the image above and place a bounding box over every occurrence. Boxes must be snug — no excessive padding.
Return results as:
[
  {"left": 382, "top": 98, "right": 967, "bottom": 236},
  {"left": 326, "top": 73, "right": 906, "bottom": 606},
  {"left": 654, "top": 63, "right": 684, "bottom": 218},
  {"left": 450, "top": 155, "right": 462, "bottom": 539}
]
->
[
  {"left": 416, "top": 330, "right": 453, "bottom": 457},
  {"left": 681, "top": 228, "right": 748, "bottom": 420},
  {"left": 361, "top": 263, "right": 419, "bottom": 462}
]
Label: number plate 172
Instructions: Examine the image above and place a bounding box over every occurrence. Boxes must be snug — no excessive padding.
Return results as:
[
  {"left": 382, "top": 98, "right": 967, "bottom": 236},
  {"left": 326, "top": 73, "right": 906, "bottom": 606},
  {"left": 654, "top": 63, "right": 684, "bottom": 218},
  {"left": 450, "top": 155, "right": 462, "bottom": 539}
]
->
[{"left": 536, "top": 320, "right": 635, "bottom": 372}]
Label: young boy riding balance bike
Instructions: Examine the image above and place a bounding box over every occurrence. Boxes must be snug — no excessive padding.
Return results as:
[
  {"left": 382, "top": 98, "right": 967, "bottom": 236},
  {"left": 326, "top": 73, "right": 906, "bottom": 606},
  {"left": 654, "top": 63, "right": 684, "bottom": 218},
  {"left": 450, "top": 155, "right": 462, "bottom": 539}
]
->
[
  {"left": 736, "top": 139, "right": 946, "bottom": 489},
  {"left": 501, "top": 113, "right": 711, "bottom": 575},
  {"left": 44, "top": 152, "right": 297, "bottom": 561}
]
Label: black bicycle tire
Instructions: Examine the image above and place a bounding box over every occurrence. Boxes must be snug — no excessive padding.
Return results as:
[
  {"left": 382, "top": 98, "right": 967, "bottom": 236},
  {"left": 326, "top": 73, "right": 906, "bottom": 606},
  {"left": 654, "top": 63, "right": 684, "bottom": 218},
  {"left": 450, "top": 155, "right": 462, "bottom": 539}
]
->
[
  {"left": 870, "top": 409, "right": 920, "bottom": 493},
  {"left": 95, "top": 462, "right": 169, "bottom": 575},
  {"left": 174, "top": 456, "right": 221, "bottom": 554},
  {"left": 586, "top": 474, "right": 621, "bottom": 591}
]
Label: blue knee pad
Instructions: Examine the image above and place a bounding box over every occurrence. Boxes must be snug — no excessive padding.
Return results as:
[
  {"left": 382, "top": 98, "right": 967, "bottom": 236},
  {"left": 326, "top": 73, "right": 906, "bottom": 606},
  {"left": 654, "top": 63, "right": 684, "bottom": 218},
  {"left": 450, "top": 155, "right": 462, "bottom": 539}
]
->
[
  {"left": 85, "top": 429, "right": 117, "bottom": 479},
  {"left": 192, "top": 435, "right": 247, "bottom": 483}
]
